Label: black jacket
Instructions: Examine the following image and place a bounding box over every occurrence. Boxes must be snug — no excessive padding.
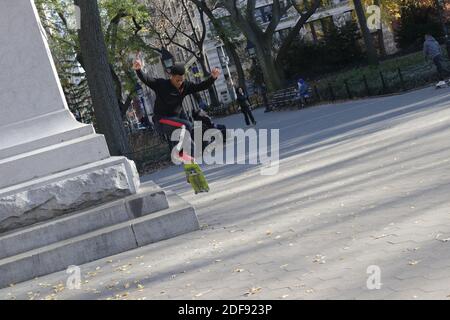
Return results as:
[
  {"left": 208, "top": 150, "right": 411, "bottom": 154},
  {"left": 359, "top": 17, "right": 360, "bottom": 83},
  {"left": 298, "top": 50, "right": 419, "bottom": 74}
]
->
[
  {"left": 136, "top": 70, "right": 216, "bottom": 118},
  {"left": 236, "top": 92, "right": 251, "bottom": 108}
]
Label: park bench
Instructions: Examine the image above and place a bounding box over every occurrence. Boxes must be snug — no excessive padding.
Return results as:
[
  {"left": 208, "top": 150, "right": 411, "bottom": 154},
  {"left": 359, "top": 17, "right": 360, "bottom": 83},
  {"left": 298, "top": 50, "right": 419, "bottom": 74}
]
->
[
  {"left": 268, "top": 87, "right": 303, "bottom": 111},
  {"left": 207, "top": 103, "right": 229, "bottom": 117}
]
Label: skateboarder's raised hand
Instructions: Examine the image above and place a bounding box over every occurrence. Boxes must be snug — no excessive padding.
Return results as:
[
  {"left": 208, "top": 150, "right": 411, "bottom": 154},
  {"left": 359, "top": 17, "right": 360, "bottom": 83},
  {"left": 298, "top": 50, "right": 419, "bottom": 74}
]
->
[
  {"left": 211, "top": 67, "right": 221, "bottom": 80},
  {"left": 133, "top": 52, "right": 143, "bottom": 71},
  {"left": 133, "top": 58, "right": 142, "bottom": 71}
]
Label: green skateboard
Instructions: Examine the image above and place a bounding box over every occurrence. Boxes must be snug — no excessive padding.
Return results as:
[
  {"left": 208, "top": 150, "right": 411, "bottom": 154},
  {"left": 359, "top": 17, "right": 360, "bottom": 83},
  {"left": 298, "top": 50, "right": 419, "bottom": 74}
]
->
[
  {"left": 175, "top": 125, "right": 210, "bottom": 194},
  {"left": 184, "top": 163, "right": 210, "bottom": 194}
]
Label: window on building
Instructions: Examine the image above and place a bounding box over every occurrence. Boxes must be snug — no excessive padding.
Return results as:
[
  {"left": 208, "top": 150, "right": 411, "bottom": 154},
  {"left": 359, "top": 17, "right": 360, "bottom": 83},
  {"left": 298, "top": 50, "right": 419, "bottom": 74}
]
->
[{"left": 255, "top": 5, "right": 273, "bottom": 24}]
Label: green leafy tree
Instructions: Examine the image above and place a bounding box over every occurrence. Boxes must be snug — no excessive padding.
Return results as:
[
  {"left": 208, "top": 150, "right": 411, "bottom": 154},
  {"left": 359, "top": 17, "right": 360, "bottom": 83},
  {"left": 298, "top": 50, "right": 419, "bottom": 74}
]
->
[
  {"left": 217, "top": 0, "right": 322, "bottom": 92},
  {"left": 394, "top": 0, "right": 444, "bottom": 52}
]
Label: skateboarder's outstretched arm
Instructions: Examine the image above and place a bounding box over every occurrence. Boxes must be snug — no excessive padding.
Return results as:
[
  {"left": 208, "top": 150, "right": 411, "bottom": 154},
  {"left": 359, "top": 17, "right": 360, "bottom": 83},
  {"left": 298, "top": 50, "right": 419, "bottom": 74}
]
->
[
  {"left": 133, "top": 57, "right": 159, "bottom": 90},
  {"left": 185, "top": 68, "right": 221, "bottom": 94}
]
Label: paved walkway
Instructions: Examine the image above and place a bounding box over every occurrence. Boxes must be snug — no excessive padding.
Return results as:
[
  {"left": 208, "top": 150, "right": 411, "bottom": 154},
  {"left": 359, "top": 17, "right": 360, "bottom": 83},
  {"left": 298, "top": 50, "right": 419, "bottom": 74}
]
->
[{"left": 2, "top": 87, "right": 450, "bottom": 300}]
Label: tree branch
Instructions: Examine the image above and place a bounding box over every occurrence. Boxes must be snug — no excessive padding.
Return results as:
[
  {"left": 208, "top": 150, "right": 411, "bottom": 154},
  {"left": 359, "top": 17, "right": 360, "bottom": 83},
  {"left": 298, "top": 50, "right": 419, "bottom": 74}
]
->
[
  {"left": 265, "top": 0, "right": 282, "bottom": 37},
  {"left": 275, "top": 0, "right": 321, "bottom": 63}
]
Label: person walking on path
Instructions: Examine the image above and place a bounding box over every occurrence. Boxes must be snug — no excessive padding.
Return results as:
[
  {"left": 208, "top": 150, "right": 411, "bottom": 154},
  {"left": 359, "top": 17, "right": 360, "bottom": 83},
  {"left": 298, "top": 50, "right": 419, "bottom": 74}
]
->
[
  {"left": 236, "top": 87, "right": 257, "bottom": 126},
  {"left": 424, "top": 34, "right": 450, "bottom": 85}
]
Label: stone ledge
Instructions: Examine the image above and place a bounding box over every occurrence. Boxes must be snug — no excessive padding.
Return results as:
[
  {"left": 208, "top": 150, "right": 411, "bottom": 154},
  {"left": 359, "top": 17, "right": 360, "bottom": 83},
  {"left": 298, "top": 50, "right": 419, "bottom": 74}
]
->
[{"left": 0, "top": 157, "right": 140, "bottom": 233}]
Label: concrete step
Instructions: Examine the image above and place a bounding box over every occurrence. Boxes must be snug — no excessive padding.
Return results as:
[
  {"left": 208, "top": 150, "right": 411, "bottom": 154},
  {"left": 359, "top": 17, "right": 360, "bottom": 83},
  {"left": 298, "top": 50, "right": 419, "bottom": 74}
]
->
[
  {"left": 0, "top": 134, "right": 110, "bottom": 189},
  {"left": 0, "top": 110, "right": 95, "bottom": 160},
  {"left": 0, "top": 181, "right": 169, "bottom": 260},
  {"left": 0, "top": 192, "right": 199, "bottom": 289}
]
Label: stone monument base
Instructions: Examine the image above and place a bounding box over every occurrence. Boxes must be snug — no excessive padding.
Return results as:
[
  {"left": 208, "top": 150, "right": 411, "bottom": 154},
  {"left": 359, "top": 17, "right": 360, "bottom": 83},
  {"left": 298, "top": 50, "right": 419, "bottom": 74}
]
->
[
  {"left": 0, "top": 182, "right": 200, "bottom": 288},
  {"left": 0, "top": 157, "right": 140, "bottom": 233}
]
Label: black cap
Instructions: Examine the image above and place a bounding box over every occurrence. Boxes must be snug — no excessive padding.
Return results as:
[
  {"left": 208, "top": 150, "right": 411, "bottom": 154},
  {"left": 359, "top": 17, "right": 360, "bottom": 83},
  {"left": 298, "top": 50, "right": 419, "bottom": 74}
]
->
[{"left": 170, "top": 64, "right": 186, "bottom": 76}]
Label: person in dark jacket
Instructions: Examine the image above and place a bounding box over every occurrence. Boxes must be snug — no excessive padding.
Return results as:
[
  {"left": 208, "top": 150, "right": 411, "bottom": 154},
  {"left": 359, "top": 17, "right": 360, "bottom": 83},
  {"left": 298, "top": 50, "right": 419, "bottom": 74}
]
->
[
  {"left": 133, "top": 57, "right": 220, "bottom": 160},
  {"left": 423, "top": 34, "right": 449, "bottom": 84},
  {"left": 236, "top": 87, "right": 257, "bottom": 126}
]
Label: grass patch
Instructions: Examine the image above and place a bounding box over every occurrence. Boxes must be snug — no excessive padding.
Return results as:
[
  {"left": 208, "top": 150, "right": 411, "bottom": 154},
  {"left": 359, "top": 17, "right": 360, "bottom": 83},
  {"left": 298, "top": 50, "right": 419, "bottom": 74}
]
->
[{"left": 310, "top": 49, "right": 449, "bottom": 101}]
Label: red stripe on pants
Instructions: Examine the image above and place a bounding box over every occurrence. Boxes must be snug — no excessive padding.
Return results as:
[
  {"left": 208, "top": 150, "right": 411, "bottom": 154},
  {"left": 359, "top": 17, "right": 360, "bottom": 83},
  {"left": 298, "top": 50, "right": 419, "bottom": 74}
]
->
[{"left": 159, "top": 119, "right": 184, "bottom": 128}]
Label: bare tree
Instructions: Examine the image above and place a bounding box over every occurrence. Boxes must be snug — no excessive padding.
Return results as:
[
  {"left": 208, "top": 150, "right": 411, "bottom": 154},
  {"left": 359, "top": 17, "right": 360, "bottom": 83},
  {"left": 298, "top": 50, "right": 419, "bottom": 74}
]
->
[
  {"left": 143, "top": 0, "right": 220, "bottom": 107},
  {"left": 191, "top": 0, "right": 247, "bottom": 90},
  {"left": 217, "top": 0, "right": 321, "bottom": 91}
]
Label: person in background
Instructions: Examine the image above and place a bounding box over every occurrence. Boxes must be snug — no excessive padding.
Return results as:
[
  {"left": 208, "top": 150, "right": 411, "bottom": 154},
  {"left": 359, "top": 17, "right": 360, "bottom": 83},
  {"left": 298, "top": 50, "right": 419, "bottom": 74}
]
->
[
  {"left": 260, "top": 83, "right": 271, "bottom": 113},
  {"left": 236, "top": 87, "right": 257, "bottom": 126},
  {"left": 297, "top": 78, "right": 310, "bottom": 107},
  {"left": 423, "top": 34, "right": 449, "bottom": 86},
  {"left": 193, "top": 93, "right": 208, "bottom": 111}
]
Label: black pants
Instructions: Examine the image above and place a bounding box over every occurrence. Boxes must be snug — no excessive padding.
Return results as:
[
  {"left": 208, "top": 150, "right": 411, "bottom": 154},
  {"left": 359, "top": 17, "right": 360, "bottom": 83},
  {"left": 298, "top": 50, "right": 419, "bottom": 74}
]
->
[
  {"left": 241, "top": 106, "right": 256, "bottom": 126},
  {"left": 154, "top": 116, "right": 196, "bottom": 159},
  {"left": 433, "top": 55, "right": 449, "bottom": 81}
]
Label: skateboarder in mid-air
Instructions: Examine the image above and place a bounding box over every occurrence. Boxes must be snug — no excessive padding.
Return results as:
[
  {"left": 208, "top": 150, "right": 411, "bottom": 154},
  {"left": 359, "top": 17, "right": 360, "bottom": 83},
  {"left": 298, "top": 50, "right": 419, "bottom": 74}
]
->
[{"left": 132, "top": 55, "right": 221, "bottom": 193}]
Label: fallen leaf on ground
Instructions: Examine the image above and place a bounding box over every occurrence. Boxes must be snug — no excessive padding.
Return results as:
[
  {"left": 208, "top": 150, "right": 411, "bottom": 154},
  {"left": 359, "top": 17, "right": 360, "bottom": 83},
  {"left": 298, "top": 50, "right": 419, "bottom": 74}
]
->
[
  {"left": 244, "top": 287, "right": 262, "bottom": 296},
  {"left": 53, "top": 283, "right": 65, "bottom": 293},
  {"left": 195, "top": 289, "right": 212, "bottom": 298},
  {"left": 372, "top": 234, "right": 390, "bottom": 240},
  {"left": 313, "top": 255, "right": 326, "bottom": 264}
]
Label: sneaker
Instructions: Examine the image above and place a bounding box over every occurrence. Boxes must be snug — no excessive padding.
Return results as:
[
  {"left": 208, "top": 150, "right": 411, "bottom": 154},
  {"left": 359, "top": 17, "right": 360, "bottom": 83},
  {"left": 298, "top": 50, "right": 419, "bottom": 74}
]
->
[{"left": 436, "top": 80, "right": 447, "bottom": 87}]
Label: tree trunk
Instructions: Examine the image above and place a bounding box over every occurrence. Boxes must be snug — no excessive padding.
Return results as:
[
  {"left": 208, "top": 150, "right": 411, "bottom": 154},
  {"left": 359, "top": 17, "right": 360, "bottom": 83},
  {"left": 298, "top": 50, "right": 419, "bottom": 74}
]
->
[
  {"left": 74, "top": 0, "right": 131, "bottom": 156},
  {"left": 254, "top": 40, "right": 284, "bottom": 92},
  {"left": 353, "top": 0, "right": 379, "bottom": 65},
  {"left": 374, "top": 0, "right": 387, "bottom": 57}
]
